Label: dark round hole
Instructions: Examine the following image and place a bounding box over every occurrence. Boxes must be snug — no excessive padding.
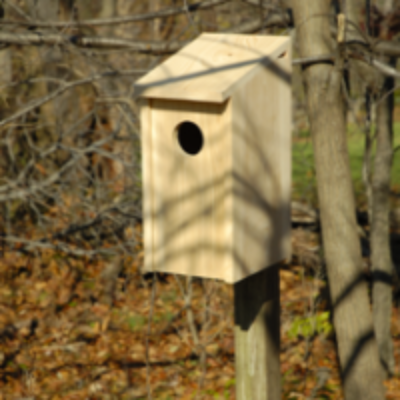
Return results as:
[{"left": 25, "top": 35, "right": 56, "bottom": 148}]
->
[{"left": 176, "top": 121, "right": 204, "bottom": 155}]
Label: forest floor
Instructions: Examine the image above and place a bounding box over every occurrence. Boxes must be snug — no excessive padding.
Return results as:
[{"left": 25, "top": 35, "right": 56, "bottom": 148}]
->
[{"left": 1, "top": 222, "right": 400, "bottom": 399}]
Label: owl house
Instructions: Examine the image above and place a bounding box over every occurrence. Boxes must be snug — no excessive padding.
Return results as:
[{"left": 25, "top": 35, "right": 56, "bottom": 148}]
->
[{"left": 135, "top": 33, "right": 291, "bottom": 283}]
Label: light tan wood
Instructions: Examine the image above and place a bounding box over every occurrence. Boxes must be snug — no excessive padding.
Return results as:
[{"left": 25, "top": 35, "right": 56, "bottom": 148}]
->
[
  {"left": 231, "top": 50, "right": 291, "bottom": 282},
  {"left": 234, "top": 265, "right": 280, "bottom": 400},
  {"left": 134, "top": 33, "right": 289, "bottom": 103},
  {"left": 142, "top": 98, "right": 234, "bottom": 281},
  {"left": 140, "top": 100, "right": 155, "bottom": 275},
  {"left": 139, "top": 34, "right": 291, "bottom": 283}
]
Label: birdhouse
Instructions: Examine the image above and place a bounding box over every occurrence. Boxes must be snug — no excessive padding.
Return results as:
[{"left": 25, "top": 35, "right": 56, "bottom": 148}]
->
[{"left": 135, "top": 33, "right": 291, "bottom": 283}]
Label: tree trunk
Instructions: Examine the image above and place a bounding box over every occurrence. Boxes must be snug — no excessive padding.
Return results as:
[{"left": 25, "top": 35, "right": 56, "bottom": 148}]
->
[
  {"left": 0, "top": 1, "right": 11, "bottom": 119},
  {"left": 292, "top": 2, "right": 385, "bottom": 399},
  {"left": 24, "top": 0, "right": 59, "bottom": 132},
  {"left": 342, "top": 0, "right": 365, "bottom": 42},
  {"left": 0, "top": 0, "right": 12, "bottom": 179},
  {"left": 371, "top": 61, "right": 395, "bottom": 377},
  {"left": 346, "top": 0, "right": 396, "bottom": 378},
  {"left": 150, "top": 0, "right": 161, "bottom": 40},
  {"left": 26, "top": 0, "right": 59, "bottom": 20}
]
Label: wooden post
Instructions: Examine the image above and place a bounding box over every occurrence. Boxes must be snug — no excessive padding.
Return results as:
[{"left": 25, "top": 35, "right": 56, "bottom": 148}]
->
[{"left": 234, "top": 264, "right": 280, "bottom": 400}]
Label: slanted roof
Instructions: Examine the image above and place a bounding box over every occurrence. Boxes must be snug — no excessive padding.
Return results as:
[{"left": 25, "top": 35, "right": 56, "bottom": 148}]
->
[{"left": 134, "top": 33, "right": 289, "bottom": 103}]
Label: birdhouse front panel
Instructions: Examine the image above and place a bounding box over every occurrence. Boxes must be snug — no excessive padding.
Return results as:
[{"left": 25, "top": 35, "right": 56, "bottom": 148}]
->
[{"left": 141, "top": 98, "right": 235, "bottom": 282}]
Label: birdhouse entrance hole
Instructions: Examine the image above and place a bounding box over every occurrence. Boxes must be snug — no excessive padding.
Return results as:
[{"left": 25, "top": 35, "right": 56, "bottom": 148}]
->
[{"left": 176, "top": 121, "right": 204, "bottom": 155}]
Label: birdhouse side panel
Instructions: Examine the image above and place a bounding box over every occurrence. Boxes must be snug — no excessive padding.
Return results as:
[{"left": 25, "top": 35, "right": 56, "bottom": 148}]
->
[
  {"left": 231, "top": 54, "right": 291, "bottom": 282},
  {"left": 277, "top": 52, "right": 292, "bottom": 260},
  {"left": 140, "top": 100, "right": 156, "bottom": 275},
  {"left": 144, "top": 99, "right": 235, "bottom": 281}
]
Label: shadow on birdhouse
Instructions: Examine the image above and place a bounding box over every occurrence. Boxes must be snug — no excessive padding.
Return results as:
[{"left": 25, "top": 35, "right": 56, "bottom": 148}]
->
[{"left": 135, "top": 33, "right": 291, "bottom": 283}]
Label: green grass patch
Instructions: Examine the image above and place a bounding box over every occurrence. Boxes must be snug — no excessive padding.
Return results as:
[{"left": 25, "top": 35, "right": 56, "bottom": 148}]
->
[
  {"left": 292, "top": 123, "right": 400, "bottom": 206},
  {"left": 127, "top": 315, "right": 146, "bottom": 331},
  {"left": 153, "top": 311, "right": 174, "bottom": 323},
  {"left": 160, "top": 290, "right": 177, "bottom": 303}
]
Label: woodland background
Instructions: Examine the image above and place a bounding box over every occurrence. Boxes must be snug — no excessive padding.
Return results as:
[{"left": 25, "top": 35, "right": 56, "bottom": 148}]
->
[{"left": 0, "top": 0, "right": 400, "bottom": 399}]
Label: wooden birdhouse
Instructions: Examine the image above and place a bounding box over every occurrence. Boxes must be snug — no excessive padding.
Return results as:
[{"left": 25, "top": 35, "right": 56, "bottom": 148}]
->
[{"left": 135, "top": 33, "right": 291, "bottom": 283}]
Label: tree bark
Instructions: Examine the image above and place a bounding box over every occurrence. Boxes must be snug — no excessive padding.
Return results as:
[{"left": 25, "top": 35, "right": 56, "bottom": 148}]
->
[
  {"left": 0, "top": 0, "right": 12, "bottom": 179},
  {"left": 24, "top": 0, "right": 59, "bottom": 133},
  {"left": 0, "top": 1, "right": 11, "bottom": 117},
  {"left": 342, "top": 0, "right": 365, "bottom": 42},
  {"left": 371, "top": 61, "right": 396, "bottom": 377},
  {"left": 25, "top": 0, "right": 59, "bottom": 20},
  {"left": 292, "top": 2, "right": 386, "bottom": 399},
  {"left": 150, "top": 0, "right": 161, "bottom": 41},
  {"left": 346, "top": 0, "right": 396, "bottom": 378}
]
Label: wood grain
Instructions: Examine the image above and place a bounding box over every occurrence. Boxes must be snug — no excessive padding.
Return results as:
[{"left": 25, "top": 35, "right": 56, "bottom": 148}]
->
[
  {"left": 234, "top": 265, "right": 280, "bottom": 400},
  {"left": 231, "top": 50, "right": 291, "bottom": 282},
  {"left": 144, "top": 99, "right": 233, "bottom": 281},
  {"left": 134, "top": 33, "right": 289, "bottom": 103},
  {"left": 140, "top": 34, "right": 291, "bottom": 283}
]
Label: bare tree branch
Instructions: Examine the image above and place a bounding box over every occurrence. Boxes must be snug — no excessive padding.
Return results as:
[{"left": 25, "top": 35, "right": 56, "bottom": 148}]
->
[
  {"left": 2, "top": 12, "right": 400, "bottom": 60},
  {"left": 0, "top": 31, "right": 186, "bottom": 53},
  {"left": 0, "top": 69, "right": 144, "bottom": 129},
  {"left": 294, "top": 51, "right": 400, "bottom": 79},
  {"left": 350, "top": 51, "right": 400, "bottom": 78},
  {"left": 371, "top": 39, "right": 400, "bottom": 58},
  {"left": 0, "top": 12, "right": 292, "bottom": 52},
  {"left": 293, "top": 54, "right": 335, "bottom": 65},
  {"left": 0, "top": 51, "right": 396, "bottom": 134},
  {"left": 0, "top": 0, "right": 229, "bottom": 28},
  {"left": 3, "top": 236, "right": 117, "bottom": 256},
  {"left": 226, "top": 11, "right": 292, "bottom": 33},
  {"left": 0, "top": 154, "right": 79, "bottom": 202}
]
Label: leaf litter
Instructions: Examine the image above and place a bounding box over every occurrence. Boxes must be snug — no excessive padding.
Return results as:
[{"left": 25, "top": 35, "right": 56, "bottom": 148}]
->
[{"left": 0, "top": 226, "right": 399, "bottom": 399}]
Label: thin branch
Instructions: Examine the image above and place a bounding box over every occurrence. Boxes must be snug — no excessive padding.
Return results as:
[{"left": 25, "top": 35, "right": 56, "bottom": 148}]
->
[
  {"left": 0, "top": 13, "right": 292, "bottom": 52},
  {"left": 243, "top": 0, "right": 287, "bottom": 13},
  {"left": 1, "top": 53, "right": 396, "bottom": 135},
  {"left": 4, "top": 0, "right": 34, "bottom": 23},
  {"left": 0, "top": 0, "right": 229, "bottom": 28},
  {"left": 226, "top": 11, "right": 292, "bottom": 33},
  {"left": 3, "top": 236, "right": 116, "bottom": 256},
  {"left": 3, "top": 5, "right": 400, "bottom": 59},
  {"left": 0, "top": 130, "right": 133, "bottom": 201},
  {"left": 352, "top": 51, "right": 400, "bottom": 78},
  {"left": 96, "top": 97, "right": 140, "bottom": 134},
  {"left": 293, "top": 54, "right": 335, "bottom": 65},
  {"left": 0, "top": 31, "right": 186, "bottom": 53},
  {"left": 372, "top": 40, "right": 400, "bottom": 57},
  {"left": 0, "top": 69, "right": 144, "bottom": 129},
  {"left": 183, "top": 0, "right": 200, "bottom": 34},
  {"left": 293, "top": 51, "right": 400, "bottom": 80},
  {"left": 0, "top": 154, "right": 80, "bottom": 202},
  {"left": 370, "top": 57, "right": 400, "bottom": 78}
]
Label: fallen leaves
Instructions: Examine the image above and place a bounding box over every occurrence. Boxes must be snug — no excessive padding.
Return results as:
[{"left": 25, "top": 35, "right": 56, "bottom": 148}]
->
[{"left": 1, "top": 231, "right": 400, "bottom": 399}]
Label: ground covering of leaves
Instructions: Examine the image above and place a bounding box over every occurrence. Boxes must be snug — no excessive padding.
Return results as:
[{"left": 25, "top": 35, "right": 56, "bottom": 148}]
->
[{"left": 1, "top": 224, "right": 400, "bottom": 399}]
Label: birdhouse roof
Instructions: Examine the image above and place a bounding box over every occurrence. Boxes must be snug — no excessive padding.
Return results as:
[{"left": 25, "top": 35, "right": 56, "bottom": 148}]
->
[{"left": 134, "top": 33, "right": 289, "bottom": 103}]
